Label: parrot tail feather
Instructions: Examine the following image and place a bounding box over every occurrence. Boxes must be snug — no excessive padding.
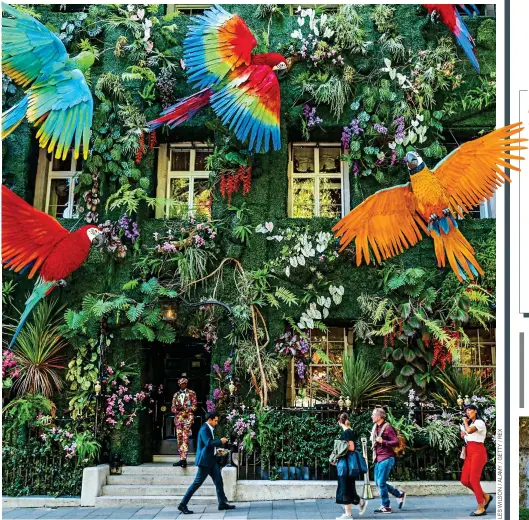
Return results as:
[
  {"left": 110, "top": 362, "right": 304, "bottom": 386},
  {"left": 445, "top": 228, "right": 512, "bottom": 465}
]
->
[
  {"left": 430, "top": 221, "right": 484, "bottom": 282},
  {"left": 147, "top": 88, "right": 212, "bottom": 131},
  {"left": 8, "top": 279, "right": 56, "bottom": 349},
  {"left": 454, "top": 11, "right": 480, "bottom": 73},
  {"left": 2, "top": 95, "right": 29, "bottom": 139}
]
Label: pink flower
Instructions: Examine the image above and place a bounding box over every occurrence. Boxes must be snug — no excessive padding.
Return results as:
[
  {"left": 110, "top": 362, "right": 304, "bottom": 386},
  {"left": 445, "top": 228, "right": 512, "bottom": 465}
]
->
[
  {"left": 40, "top": 434, "right": 47, "bottom": 441},
  {"left": 107, "top": 367, "right": 114, "bottom": 375}
]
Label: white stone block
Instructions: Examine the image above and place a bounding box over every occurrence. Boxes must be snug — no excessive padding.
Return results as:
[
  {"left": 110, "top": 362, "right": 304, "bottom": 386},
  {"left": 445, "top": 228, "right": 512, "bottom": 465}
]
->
[
  {"left": 81, "top": 464, "right": 110, "bottom": 507},
  {"left": 222, "top": 466, "right": 237, "bottom": 502}
]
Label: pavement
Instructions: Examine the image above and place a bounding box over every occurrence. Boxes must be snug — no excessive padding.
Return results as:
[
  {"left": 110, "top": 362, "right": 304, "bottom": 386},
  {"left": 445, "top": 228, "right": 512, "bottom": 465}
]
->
[{"left": 1, "top": 496, "right": 497, "bottom": 519}]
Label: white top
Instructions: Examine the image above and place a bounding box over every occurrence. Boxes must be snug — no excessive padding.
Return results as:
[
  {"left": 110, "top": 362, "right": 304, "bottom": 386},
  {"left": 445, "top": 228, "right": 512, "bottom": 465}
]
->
[
  {"left": 464, "top": 419, "right": 487, "bottom": 443},
  {"left": 207, "top": 423, "right": 216, "bottom": 454}
]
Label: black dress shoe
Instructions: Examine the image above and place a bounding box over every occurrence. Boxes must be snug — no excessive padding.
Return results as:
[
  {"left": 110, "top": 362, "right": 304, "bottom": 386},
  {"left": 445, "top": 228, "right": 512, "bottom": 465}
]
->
[
  {"left": 219, "top": 503, "right": 236, "bottom": 510},
  {"left": 178, "top": 504, "right": 194, "bottom": 514},
  {"left": 173, "top": 459, "right": 187, "bottom": 468}
]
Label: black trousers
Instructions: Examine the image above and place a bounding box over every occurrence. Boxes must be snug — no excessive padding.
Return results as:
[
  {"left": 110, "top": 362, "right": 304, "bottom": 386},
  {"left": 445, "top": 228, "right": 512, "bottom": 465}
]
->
[{"left": 180, "top": 463, "right": 227, "bottom": 506}]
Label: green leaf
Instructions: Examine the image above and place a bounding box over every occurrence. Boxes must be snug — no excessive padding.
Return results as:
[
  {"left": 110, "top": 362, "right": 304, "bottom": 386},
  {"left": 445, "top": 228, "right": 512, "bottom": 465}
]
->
[
  {"left": 122, "top": 279, "right": 140, "bottom": 291},
  {"left": 400, "top": 365, "right": 415, "bottom": 377},
  {"left": 403, "top": 348, "right": 417, "bottom": 363},
  {"left": 135, "top": 323, "right": 155, "bottom": 342},
  {"left": 381, "top": 361, "right": 394, "bottom": 377},
  {"left": 392, "top": 347, "right": 403, "bottom": 360},
  {"left": 126, "top": 302, "right": 145, "bottom": 322}
]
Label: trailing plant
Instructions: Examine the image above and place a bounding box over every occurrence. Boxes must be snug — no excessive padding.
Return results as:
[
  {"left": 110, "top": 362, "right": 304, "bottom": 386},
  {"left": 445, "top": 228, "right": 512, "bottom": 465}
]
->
[{"left": 2, "top": 394, "right": 55, "bottom": 435}]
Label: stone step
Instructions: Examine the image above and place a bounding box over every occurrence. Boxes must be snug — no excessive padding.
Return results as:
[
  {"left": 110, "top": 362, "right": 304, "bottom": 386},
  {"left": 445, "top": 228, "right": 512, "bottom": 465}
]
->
[
  {"left": 153, "top": 454, "right": 196, "bottom": 463},
  {"left": 121, "top": 463, "right": 199, "bottom": 476},
  {"left": 107, "top": 475, "right": 212, "bottom": 485},
  {"left": 94, "top": 495, "right": 218, "bottom": 507},
  {"left": 102, "top": 484, "right": 215, "bottom": 496}
]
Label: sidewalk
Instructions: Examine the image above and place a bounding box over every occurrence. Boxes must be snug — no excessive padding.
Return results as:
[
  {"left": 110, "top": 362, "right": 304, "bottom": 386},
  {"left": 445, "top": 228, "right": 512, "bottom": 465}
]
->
[{"left": 2, "top": 496, "right": 497, "bottom": 519}]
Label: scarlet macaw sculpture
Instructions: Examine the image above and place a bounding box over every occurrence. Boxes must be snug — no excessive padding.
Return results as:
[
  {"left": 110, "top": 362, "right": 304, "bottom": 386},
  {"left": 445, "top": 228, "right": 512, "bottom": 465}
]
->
[
  {"left": 148, "top": 4, "right": 287, "bottom": 153},
  {"left": 2, "top": 186, "right": 103, "bottom": 348},
  {"left": 1, "top": 3, "right": 94, "bottom": 160},
  {"left": 423, "top": 4, "right": 480, "bottom": 72},
  {"left": 333, "top": 123, "right": 526, "bottom": 281}
]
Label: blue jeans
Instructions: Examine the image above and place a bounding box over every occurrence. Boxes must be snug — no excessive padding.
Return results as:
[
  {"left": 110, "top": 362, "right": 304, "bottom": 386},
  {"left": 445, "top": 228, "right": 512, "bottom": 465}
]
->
[
  {"left": 374, "top": 457, "right": 402, "bottom": 508},
  {"left": 181, "top": 463, "right": 227, "bottom": 506}
]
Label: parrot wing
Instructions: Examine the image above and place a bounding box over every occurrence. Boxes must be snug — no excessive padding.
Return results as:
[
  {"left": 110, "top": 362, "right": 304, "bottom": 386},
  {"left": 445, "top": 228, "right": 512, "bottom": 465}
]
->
[
  {"left": 27, "top": 68, "right": 93, "bottom": 160},
  {"left": 2, "top": 3, "right": 68, "bottom": 88},
  {"left": 432, "top": 122, "right": 527, "bottom": 216},
  {"left": 332, "top": 184, "right": 428, "bottom": 266},
  {"left": 2, "top": 185, "right": 69, "bottom": 280},
  {"left": 184, "top": 4, "right": 257, "bottom": 90},
  {"left": 210, "top": 64, "right": 280, "bottom": 153}
]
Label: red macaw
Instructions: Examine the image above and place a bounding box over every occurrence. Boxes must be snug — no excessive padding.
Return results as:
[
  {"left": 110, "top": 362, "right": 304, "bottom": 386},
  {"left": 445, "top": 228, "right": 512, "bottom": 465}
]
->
[
  {"left": 333, "top": 123, "right": 527, "bottom": 281},
  {"left": 423, "top": 4, "right": 480, "bottom": 72},
  {"left": 148, "top": 4, "right": 287, "bottom": 153},
  {"left": 2, "top": 186, "right": 103, "bottom": 348}
]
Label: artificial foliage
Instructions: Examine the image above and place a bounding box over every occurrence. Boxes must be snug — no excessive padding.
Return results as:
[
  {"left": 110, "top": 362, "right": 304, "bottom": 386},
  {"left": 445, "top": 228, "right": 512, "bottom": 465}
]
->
[{"left": 1, "top": 4, "right": 498, "bottom": 477}]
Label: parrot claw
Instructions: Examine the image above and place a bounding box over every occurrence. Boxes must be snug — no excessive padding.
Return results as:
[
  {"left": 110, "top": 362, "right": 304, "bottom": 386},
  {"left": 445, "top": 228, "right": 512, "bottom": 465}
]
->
[
  {"left": 58, "top": 279, "right": 67, "bottom": 288},
  {"left": 442, "top": 208, "right": 451, "bottom": 216},
  {"left": 429, "top": 213, "right": 439, "bottom": 221},
  {"left": 430, "top": 10, "right": 439, "bottom": 23}
]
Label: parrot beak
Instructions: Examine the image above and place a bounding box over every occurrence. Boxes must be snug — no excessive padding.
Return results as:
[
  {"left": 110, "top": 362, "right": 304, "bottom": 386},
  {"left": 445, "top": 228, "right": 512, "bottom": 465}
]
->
[
  {"left": 273, "top": 63, "right": 288, "bottom": 79},
  {"left": 405, "top": 152, "right": 418, "bottom": 170},
  {"left": 93, "top": 232, "right": 105, "bottom": 247}
]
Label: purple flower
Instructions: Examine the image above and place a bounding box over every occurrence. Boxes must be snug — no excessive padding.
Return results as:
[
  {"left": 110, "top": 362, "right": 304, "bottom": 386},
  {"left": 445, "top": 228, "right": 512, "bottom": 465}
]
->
[
  {"left": 223, "top": 360, "right": 232, "bottom": 373},
  {"left": 206, "top": 400, "right": 215, "bottom": 412},
  {"left": 295, "top": 361, "right": 306, "bottom": 380},
  {"left": 213, "top": 364, "right": 221, "bottom": 374},
  {"left": 374, "top": 123, "right": 388, "bottom": 134},
  {"left": 213, "top": 388, "right": 221, "bottom": 400}
]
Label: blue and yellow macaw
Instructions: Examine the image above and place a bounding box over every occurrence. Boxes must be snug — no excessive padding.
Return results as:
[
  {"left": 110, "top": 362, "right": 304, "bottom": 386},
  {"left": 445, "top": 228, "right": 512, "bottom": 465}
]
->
[{"left": 1, "top": 3, "right": 94, "bottom": 160}]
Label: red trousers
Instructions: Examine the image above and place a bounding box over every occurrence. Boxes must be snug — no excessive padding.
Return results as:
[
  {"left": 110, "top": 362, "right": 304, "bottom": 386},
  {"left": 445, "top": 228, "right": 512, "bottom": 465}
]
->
[{"left": 460, "top": 441, "right": 488, "bottom": 504}]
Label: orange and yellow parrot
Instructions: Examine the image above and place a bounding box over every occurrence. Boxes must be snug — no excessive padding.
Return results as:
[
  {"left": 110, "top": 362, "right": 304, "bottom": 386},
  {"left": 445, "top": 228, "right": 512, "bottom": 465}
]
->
[{"left": 333, "top": 123, "right": 527, "bottom": 281}]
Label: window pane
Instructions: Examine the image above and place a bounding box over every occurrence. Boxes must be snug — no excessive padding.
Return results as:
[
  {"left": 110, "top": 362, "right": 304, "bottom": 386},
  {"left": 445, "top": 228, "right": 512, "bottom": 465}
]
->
[
  {"left": 195, "top": 150, "right": 212, "bottom": 171},
  {"left": 319, "top": 147, "right": 341, "bottom": 173},
  {"left": 169, "top": 178, "right": 190, "bottom": 217},
  {"left": 319, "top": 177, "right": 342, "bottom": 218},
  {"left": 171, "top": 150, "right": 191, "bottom": 171},
  {"left": 51, "top": 155, "right": 72, "bottom": 172},
  {"left": 292, "top": 178, "right": 315, "bottom": 218},
  {"left": 293, "top": 146, "right": 315, "bottom": 173},
  {"left": 193, "top": 178, "right": 211, "bottom": 217},
  {"left": 48, "top": 178, "right": 78, "bottom": 218}
]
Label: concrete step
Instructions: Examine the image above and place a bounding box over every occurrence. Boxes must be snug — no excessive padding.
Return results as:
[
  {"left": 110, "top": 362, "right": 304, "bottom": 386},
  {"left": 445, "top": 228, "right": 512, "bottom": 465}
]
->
[
  {"left": 102, "top": 484, "right": 215, "bottom": 496},
  {"left": 107, "top": 475, "right": 212, "bottom": 485},
  {"left": 94, "top": 495, "right": 218, "bottom": 507},
  {"left": 121, "top": 463, "right": 199, "bottom": 476}
]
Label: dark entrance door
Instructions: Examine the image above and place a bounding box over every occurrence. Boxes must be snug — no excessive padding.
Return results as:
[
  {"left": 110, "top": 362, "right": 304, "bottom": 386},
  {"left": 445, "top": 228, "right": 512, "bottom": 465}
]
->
[{"left": 150, "top": 338, "right": 211, "bottom": 455}]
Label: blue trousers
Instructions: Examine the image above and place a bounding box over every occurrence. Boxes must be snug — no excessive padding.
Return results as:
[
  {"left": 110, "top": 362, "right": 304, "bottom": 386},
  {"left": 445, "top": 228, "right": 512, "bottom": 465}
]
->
[
  {"left": 180, "top": 463, "right": 228, "bottom": 506},
  {"left": 374, "top": 457, "right": 402, "bottom": 508}
]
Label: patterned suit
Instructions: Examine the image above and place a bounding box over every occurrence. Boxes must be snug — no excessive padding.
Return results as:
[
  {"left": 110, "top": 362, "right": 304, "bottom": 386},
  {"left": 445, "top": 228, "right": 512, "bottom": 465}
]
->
[{"left": 172, "top": 388, "right": 198, "bottom": 460}]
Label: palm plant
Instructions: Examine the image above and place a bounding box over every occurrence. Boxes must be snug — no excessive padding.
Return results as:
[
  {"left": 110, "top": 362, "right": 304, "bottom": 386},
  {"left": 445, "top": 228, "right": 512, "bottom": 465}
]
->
[
  {"left": 431, "top": 366, "right": 491, "bottom": 407},
  {"left": 313, "top": 350, "right": 394, "bottom": 410},
  {"left": 8, "top": 299, "right": 67, "bottom": 398}
]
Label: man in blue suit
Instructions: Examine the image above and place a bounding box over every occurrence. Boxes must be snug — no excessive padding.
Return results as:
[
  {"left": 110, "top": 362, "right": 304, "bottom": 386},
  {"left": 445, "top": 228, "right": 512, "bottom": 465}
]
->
[{"left": 178, "top": 410, "right": 236, "bottom": 515}]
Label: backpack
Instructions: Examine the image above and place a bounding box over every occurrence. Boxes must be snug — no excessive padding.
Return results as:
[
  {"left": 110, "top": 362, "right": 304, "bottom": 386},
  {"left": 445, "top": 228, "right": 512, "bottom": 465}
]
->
[{"left": 372, "top": 422, "right": 406, "bottom": 460}]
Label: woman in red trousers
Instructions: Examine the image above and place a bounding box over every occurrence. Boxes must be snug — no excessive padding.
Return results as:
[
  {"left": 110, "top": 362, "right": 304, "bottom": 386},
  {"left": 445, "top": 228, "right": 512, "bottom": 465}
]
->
[{"left": 460, "top": 404, "right": 493, "bottom": 516}]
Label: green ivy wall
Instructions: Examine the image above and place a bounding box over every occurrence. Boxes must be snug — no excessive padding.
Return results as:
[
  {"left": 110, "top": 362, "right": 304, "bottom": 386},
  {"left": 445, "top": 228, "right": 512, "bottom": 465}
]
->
[{"left": 2, "top": 4, "right": 497, "bottom": 465}]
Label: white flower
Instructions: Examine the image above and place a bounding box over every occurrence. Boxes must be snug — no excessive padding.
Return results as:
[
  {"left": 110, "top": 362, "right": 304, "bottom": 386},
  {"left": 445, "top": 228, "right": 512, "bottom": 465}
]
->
[
  {"left": 297, "top": 255, "right": 306, "bottom": 266},
  {"left": 291, "top": 30, "right": 302, "bottom": 39},
  {"left": 127, "top": 4, "right": 135, "bottom": 11},
  {"left": 265, "top": 221, "right": 274, "bottom": 232},
  {"left": 323, "top": 27, "right": 334, "bottom": 39},
  {"left": 297, "top": 16, "right": 305, "bottom": 27},
  {"left": 290, "top": 256, "right": 299, "bottom": 268},
  {"left": 320, "top": 13, "right": 328, "bottom": 26},
  {"left": 285, "top": 265, "right": 291, "bottom": 278},
  {"left": 137, "top": 8, "right": 145, "bottom": 20}
]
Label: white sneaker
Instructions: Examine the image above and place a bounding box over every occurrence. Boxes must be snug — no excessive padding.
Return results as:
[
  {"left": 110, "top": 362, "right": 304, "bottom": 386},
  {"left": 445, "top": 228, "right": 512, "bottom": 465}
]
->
[
  {"left": 397, "top": 491, "right": 406, "bottom": 509},
  {"left": 336, "top": 514, "right": 354, "bottom": 520},
  {"left": 358, "top": 500, "right": 368, "bottom": 516}
]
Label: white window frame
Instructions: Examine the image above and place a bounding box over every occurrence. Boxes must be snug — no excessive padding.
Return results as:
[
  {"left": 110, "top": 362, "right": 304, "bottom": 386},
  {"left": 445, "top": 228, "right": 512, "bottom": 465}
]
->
[
  {"left": 452, "top": 327, "right": 496, "bottom": 384},
  {"left": 166, "top": 142, "right": 212, "bottom": 218},
  {"left": 44, "top": 152, "right": 80, "bottom": 219},
  {"left": 288, "top": 142, "right": 350, "bottom": 219},
  {"left": 289, "top": 327, "right": 353, "bottom": 407}
]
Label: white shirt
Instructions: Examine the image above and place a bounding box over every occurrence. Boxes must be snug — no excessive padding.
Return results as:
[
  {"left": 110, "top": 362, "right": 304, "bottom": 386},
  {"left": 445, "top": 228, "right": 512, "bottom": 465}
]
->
[{"left": 464, "top": 419, "right": 487, "bottom": 443}]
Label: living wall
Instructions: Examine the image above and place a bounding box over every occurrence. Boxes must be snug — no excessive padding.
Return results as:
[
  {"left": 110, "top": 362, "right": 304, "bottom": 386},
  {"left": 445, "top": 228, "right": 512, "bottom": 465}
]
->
[{"left": 2, "top": 3, "right": 497, "bottom": 492}]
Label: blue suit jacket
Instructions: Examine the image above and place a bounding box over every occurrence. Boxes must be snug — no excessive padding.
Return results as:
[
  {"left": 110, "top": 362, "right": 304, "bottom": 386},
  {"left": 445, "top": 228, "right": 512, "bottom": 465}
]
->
[{"left": 195, "top": 423, "right": 223, "bottom": 468}]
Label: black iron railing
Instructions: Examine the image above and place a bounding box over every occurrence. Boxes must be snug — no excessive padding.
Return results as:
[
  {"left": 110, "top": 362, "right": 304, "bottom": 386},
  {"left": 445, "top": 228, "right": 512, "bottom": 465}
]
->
[{"left": 233, "top": 406, "right": 496, "bottom": 482}]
